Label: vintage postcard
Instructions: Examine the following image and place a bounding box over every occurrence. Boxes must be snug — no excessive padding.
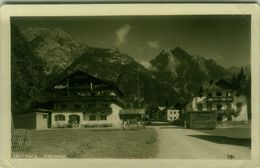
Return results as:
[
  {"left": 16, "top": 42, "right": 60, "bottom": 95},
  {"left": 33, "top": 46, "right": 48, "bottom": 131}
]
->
[{"left": 0, "top": 3, "right": 259, "bottom": 168}]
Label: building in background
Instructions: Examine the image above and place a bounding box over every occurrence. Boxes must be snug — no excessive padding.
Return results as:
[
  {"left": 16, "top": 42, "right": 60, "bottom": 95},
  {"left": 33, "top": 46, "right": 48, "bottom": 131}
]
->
[
  {"left": 13, "top": 109, "right": 51, "bottom": 130},
  {"left": 152, "top": 106, "right": 180, "bottom": 122},
  {"left": 153, "top": 106, "right": 167, "bottom": 121},
  {"left": 185, "top": 79, "right": 248, "bottom": 121},
  {"left": 167, "top": 109, "right": 180, "bottom": 121}
]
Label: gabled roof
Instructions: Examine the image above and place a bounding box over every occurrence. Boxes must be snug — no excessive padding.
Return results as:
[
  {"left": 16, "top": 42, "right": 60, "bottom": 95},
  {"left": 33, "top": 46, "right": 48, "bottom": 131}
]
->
[
  {"left": 46, "top": 68, "right": 124, "bottom": 96},
  {"left": 158, "top": 106, "right": 166, "bottom": 111},
  {"left": 207, "top": 79, "right": 234, "bottom": 91},
  {"left": 14, "top": 109, "right": 52, "bottom": 116},
  {"left": 215, "top": 79, "right": 234, "bottom": 90}
]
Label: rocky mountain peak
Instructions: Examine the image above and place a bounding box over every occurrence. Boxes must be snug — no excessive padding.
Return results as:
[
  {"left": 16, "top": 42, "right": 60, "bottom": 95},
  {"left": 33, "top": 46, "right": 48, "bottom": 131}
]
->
[
  {"left": 12, "top": 26, "right": 251, "bottom": 111},
  {"left": 21, "top": 27, "right": 87, "bottom": 75}
]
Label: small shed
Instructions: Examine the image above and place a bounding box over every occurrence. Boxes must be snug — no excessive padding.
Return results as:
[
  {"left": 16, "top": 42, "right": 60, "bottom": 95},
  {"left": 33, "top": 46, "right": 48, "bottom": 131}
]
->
[{"left": 13, "top": 109, "right": 51, "bottom": 130}]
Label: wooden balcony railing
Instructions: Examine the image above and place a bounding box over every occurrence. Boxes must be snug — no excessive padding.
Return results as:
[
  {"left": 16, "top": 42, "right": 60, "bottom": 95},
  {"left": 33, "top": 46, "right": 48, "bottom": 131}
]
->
[
  {"left": 207, "top": 97, "right": 233, "bottom": 102},
  {"left": 46, "top": 95, "right": 126, "bottom": 108},
  {"left": 54, "top": 107, "right": 112, "bottom": 113}
]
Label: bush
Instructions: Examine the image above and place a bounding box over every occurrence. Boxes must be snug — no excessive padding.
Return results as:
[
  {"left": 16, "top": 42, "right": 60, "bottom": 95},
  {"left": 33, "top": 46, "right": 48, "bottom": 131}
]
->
[
  {"left": 83, "top": 124, "right": 112, "bottom": 128},
  {"left": 171, "top": 119, "right": 184, "bottom": 126},
  {"left": 66, "top": 151, "right": 81, "bottom": 158},
  {"left": 145, "top": 134, "right": 157, "bottom": 144},
  {"left": 53, "top": 124, "right": 69, "bottom": 128}
]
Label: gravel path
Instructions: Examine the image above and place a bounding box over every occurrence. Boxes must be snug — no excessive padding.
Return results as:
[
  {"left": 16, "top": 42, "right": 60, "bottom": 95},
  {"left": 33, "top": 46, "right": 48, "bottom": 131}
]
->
[{"left": 155, "top": 126, "right": 250, "bottom": 159}]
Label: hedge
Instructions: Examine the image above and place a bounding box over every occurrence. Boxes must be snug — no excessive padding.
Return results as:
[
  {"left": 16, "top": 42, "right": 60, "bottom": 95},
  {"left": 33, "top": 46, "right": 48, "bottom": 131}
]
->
[
  {"left": 184, "top": 111, "right": 217, "bottom": 130},
  {"left": 83, "top": 124, "right": 112, "bottom": 128}
]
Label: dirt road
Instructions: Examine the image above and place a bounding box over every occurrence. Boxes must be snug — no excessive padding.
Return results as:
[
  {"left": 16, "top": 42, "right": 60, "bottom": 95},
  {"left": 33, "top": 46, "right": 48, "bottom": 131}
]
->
[{"left": 155, "top": 126, "right": 250, "bottom": 159}]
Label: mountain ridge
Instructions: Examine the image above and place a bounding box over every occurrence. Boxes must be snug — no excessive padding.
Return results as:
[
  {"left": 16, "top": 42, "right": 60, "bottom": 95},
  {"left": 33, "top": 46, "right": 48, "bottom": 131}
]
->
[{"left": 15, "top": 27, "right": 250, "bottom": 108}]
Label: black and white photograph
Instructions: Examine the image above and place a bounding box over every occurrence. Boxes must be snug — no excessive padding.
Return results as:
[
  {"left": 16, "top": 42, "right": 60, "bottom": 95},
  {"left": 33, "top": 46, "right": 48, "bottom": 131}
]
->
[{"left": 0, "top": 3, "right": 260, "bottom": 168}]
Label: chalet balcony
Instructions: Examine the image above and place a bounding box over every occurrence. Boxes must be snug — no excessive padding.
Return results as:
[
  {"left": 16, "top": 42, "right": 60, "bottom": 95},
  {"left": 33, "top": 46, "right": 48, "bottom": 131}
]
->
[
  {"left": 54, "top": 107, "right": 112, "bottom": 113},
  {"left": 206, "top": 96, "right": 233, "bottom": 102},
  {"left": 83, "top": 107, "right": 112, "bottom": 113},
  {"left": 46, "top": 95, "right": 126, "bottom": 107}
]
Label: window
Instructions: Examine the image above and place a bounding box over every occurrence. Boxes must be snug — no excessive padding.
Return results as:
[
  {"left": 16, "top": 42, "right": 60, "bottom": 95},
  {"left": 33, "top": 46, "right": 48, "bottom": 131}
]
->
[
  {"left": 216, "top": 92, "right": 222, "bottom": 97},
  {"left": 174, "top": 111, "right": 176, "bottom": 114},
  {"left": 43, "top": 114, "right": 48, "bottom": 119},
  {"left": 83, "top": 113, "right": 88, "bottom": 120},
  {"left": 60, "top": 104, "right": 67, "bottom": 109},
  {"left": 74, "top": 104, "right": 82, "bottom": 109},
  {"left": 174, "top": 117, "right": 176, "bottom": 120},
  {"left": 227, "top": 92, "right": 231, "bottom": 97},
  {"left": 101, "top": 104, "right": 109, "bottom": 108},
  {"left": 55, "top": 114, "right": 65, "bottom": 121},
  {"left": 170, "top": 117, "right": 173, "bottom": 120},
  {"left": 197, "top": 103, "right": 203, "bottom": 110},
  {"left": 170, "top": 112, "right": 173, "bottom": 114},
  {"left": 227, "top": 103, "right": 231, "bottom": 110},
  {"left": 100, "top": 115, "right": 107, "bottom": 120},
  {"left": 217, "top": 104, "right": 222, "bottom": 110},
  {"left": 88, "top": 104, "right": 96, "bottom": 108},
  {"left": 207, "top": 102, "right": 212, "bottom": 110},
  {"left": 77, "top": 92, "right": 86, "bottom": 96},
  {"left": 69, "top": 114, "right": 80, "bottom": 124},
  {"left": 90, "top": 115, "right": 96, "bottom": 121},
  {"left": 236, "top": 102, "right": 243, "bottom": 111}
]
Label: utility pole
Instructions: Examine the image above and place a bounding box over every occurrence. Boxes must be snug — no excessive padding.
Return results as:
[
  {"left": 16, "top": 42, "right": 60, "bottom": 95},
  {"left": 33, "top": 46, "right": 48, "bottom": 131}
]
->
[
  {"left": 67, "top": 70, "right": 70, "bottom": 96},
  {"left": 136, "top": 57, "right": 140, "bottom": 109}
]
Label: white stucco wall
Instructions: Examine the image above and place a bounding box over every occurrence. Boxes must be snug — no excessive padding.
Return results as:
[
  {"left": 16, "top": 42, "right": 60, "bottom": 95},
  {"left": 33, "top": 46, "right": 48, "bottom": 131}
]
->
[
  {"left": 191, "top": 97, "right": 207, "bottom": 111},
  {"left": 187, "top": 93, "right": 248, "bottom": 121},
  {"left": 108, "top": 103, "right": 122, "bottom": 128},
  {"left": 51, "top": 103, "right": 122, "bottom": 128},
  {"left": 51, "top": 112, "right": 83, "bottom": 128},
  {"left": 167, "top": 110, "right": 180, "bottom": 121},
  {"left": 36, "top": 113, "right": 49, "bottom": 129},
  {"left": 232, "top": 94, "right": 248, "bottom": 121}
]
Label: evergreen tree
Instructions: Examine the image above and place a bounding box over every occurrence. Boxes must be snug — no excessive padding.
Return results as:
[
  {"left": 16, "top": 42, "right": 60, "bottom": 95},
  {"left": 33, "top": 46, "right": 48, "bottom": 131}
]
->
[
  {"left": 11, "top": 25, "right": 46, "bottom": 114},
  {"left": 231, "top": 66, "right": 251, "bottom": 120}
]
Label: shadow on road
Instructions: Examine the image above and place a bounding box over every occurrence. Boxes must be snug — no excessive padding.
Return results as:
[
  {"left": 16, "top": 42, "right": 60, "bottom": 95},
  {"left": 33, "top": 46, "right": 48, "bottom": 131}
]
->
[
  {"left": 159, "top": 126, "right": 184, "bottom": 129},
  {"left": 188, "top": 135, "right": 251, "bottom": 148}
]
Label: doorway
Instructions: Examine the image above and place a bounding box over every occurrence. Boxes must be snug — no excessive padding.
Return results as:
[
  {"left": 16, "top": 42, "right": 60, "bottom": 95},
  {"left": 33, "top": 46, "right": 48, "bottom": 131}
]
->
[{"left": 69, "top": 114, "right": 80, "bottom": 124}]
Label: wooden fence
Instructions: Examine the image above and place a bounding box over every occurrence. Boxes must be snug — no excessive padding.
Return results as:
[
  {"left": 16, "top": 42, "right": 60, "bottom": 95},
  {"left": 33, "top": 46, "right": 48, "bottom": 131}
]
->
[{"left": 11, "top": 129, "right": 31, "bottom": 151}]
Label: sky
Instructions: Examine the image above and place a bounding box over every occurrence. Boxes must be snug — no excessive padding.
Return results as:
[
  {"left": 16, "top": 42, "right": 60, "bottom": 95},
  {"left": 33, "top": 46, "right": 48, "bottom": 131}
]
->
[{"left": 12, "top": 15, "right": 251, "bottom": 68}]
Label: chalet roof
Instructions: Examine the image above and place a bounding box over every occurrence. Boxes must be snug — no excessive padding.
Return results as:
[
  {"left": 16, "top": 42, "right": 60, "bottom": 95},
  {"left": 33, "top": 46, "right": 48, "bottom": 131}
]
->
[
  {"left": 46, "top": 68, "right": 124, "bottom": 96},
  {"left": 158, "top": 106, "right": 166, "bottom": 111},
  {"left": 207, "top": 79, "right": 234, "bottom": 91},
  {"left": 14, "top": 109, "right": 52, "bottom": 116}
]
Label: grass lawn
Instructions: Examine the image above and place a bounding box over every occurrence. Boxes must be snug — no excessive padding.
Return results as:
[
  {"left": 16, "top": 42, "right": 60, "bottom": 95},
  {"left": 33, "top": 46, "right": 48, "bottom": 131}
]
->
[
  {"left": 192, "top": 128, "right": 251, "bottom": 148},
  {"left": 12, "top": 128, "right": 158, "bottom": 158},
  {"left": 198, "top": 127, "right": 251, "bottom": 139}
]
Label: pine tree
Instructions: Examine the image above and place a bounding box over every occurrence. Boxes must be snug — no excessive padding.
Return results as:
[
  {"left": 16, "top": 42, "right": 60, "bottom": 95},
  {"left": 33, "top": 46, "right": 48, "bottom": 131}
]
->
[{"left": 11, "top": 24, "right": 46, "bottom": 114}]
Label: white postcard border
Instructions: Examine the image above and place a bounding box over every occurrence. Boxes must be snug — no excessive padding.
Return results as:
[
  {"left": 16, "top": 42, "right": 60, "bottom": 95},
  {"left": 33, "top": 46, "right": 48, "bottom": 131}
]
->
[{"left": 0, "top": 4, "right": 259, "bottom": 168}]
